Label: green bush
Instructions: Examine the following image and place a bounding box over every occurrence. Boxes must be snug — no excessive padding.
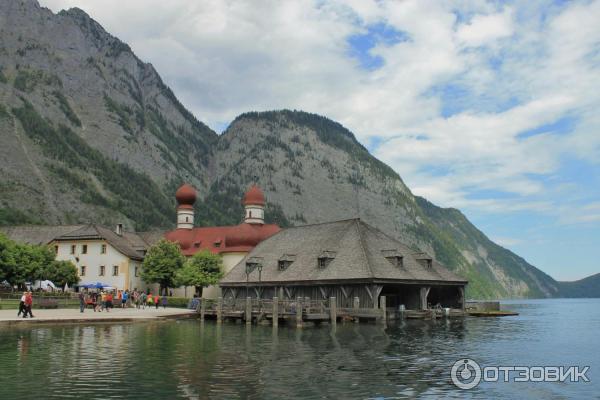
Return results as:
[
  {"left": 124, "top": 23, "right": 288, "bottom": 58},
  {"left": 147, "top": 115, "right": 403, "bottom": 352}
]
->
[{"left": 164, "top": 297, "right": 191, "bottom": 308}]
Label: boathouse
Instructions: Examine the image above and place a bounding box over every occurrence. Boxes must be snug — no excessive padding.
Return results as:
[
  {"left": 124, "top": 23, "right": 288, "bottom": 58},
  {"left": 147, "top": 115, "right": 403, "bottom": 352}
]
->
[{"left": 219, "top": 219, "right": 467, "bottom": 311}]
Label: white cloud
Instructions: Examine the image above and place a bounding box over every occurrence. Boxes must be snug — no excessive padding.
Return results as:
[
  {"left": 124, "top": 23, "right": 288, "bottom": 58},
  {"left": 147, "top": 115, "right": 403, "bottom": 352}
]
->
[
  {"left": 456, "top": 8, "right": 514, "bottom": 47},
  {"left": 39, "top": 0, "right": 600, "bottom": 223}
]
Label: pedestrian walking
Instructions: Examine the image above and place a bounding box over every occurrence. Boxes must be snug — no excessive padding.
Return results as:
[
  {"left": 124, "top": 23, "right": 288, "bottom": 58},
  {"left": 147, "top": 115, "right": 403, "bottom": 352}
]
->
[
  {"left": 17, "top": 291, "right": 26, "bottom": 317},
  {"left": 100, "top": 291, "right": 107, "bottom": 311},
  {"left": 105, "top": 292, "right": 113, "bottom": 312},
  {"left": 23, "top": 291, "right": 34, "bottom": 318},
  {"left": 122, "top": 290, "right": 128, "bottom": 308},
  {"left": 141, "top": 292, "right": 147, "bottom": 309},
  {"left": 78, "top": 291, "right": 85, "bottom": 313},
  {"left": 161, "top": 295, "right": 167, "bottom": 309},
  {"left": 147, "top": 293, "right": 154, "bottom": 309},
  {"left": 154, "top": 293, "right": 160, "bottom": 309}
]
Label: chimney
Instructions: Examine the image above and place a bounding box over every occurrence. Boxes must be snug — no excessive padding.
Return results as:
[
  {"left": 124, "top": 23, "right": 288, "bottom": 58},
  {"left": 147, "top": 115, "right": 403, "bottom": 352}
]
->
[{"left": 115, "top": 223, "right": 123, "bottom": 236}]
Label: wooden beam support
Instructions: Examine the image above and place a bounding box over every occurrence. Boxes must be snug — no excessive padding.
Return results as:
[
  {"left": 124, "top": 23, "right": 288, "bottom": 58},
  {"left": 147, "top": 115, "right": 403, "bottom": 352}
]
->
[
  {"left": 217, "top": 296, "right": 223, "bottom": 323},
  {"left": 245, "top": 296, "right": 252, "bottom": 325},
  {"left": 296, "top": 297, "right": 303, "bottom": 328},
  {"left": 330, "top": 297, "right": 337, "bottom": 327},
  {"left": 273, "top": 296, "right": 279, "bottom": 327}
]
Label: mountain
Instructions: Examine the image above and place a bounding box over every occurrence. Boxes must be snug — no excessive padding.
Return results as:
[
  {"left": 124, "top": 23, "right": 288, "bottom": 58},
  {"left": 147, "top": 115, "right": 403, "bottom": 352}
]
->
[
  {"left": 558, "top": 273, "right": 600, "bottom": 298},
  {"left": 0, "top": 0, "right": 561, "bottom": 298},
  {"left": 0, "top": 0, "right": 217, "bottom": 229}
]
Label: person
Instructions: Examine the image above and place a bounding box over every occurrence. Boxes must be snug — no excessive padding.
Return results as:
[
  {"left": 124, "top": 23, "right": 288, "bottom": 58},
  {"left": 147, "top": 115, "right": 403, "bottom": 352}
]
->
[
  {"left": 105, "top": 291, "right": 113, "bottom": 312},
  {"left": 147, "top": 293, "right": 153, "bottom": 309},
  {"left": 100, "top": 291, "right": 107, "bottom": 312},
  {"left": 161, "top": 294, "right": 168, "bottom": 309},
  {"left": 17, "top": 291, "right": 27, "bottom": 317},
  {"left": 133, "top": 291, "right": 140, "bottom": 309},
  {"left": 141, "top": 292, "right": 147, "bottom": 309},
  {"left": 154, "top": 293, "right": 160, "bottom": 309},
  {"left": 78, "top": 291, "right": 85, "bottom": 313},
  {"left": 91, "top": 291, "right": 99, "bottom": 312},
  {"left": 23, "top": 291, "right": 34, "bottom": 318},
  {"left": 122, "top": 290, "right": 128, "bottom": 308}
]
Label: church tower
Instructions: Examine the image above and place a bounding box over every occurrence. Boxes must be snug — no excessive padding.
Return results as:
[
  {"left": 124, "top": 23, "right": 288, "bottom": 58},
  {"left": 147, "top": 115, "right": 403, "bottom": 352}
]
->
[
  {"left": 175, "top": 184, "right": 196, "bottom": 229},
  {"left": 243, "top": 185, "right": 265, "bottom": 225}
]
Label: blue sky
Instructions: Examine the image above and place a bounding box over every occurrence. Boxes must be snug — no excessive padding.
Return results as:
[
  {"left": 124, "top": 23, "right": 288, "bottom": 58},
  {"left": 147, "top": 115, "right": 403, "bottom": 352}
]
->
[{"left": 41, "top": 0, "right": 600, "bottom": 281}]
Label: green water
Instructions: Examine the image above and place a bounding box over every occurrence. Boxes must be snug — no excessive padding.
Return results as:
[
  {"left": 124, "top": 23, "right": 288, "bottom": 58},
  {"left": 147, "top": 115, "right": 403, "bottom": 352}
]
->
[{"left": 0, "top": 299, "right": 598, "bottom": 399}]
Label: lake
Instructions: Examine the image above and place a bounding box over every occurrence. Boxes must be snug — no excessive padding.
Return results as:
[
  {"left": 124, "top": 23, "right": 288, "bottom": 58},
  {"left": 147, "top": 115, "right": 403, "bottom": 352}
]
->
[{"left": 0, "top": 298, "right": 598, "bottom": 399}]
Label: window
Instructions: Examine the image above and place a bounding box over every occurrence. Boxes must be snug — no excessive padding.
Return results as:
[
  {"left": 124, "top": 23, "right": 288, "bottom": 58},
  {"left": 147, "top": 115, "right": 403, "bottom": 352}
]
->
[
  {"left": 278, "top": 254, "right": 295, "bottom": 271},
  {"left": 82, "top": 244, "right": 88, "bottom": 254},
  {"left": 112, "top": 265, "right": 119, "bottom": 276},
  {"left": 100, "top": 244, "right": 107, "bottom": 254},
  {"left": 385, "top": 256, "right": 403, "bottom": 268},
  {"left": 70, "top": 245, "right": 76, "bottom": 254},
  {"left": 214, "top": 240, "right": 221, "bottom": 248},
  {"left": 318, "top": 257, "right": 330, "bottom": 269},
  {"left": 134, "top": 266, "right": 139, "bottom": 277},
  {"left": 80, "top": 266, "right": 86, "bottom": 276},
  {"left": 427, "top": 259, "right": 432, "bottom": 269},
  {"left": 54, "top": 245, "right": 59, "bottom": 254},
  {"left": 317, "top": 251, "right": 336, "bottom": 269},
  {"left": 278, "top": 260, "right": 289, "bottom": 271},
  {"left": 99, "top": 265, "right": 105, "bottom": 276}
]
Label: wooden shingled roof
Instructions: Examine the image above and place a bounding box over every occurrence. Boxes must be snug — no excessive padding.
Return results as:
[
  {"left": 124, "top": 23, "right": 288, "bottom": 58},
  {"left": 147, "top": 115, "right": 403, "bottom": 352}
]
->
[{"left": 221, "top": 219, "right": 467, "bottom": 286}]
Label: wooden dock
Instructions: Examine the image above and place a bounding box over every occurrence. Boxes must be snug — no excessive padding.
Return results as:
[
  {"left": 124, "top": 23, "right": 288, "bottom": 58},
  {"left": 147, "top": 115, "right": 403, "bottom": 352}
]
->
[{"left": 196, "top": 296, "right": 467, "bottom": 326}]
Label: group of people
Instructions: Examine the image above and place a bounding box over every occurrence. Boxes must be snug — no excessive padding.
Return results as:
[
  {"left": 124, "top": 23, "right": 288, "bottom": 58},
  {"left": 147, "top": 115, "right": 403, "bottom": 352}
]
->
[
  {"left": 17, "top": 291, "right": 34, "bottom": 318},
  {"left": 130, "top": 290, "right": 168, "bottom": 310},
  {"left": 77, "top": 289, "right": 168, "bottom": 312}
]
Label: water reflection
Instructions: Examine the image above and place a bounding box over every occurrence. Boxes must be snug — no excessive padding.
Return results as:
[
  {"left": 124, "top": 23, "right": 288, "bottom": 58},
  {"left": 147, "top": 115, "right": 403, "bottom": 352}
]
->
[{"left": 0, "top": 299, "right": 598, "bottom": 399}]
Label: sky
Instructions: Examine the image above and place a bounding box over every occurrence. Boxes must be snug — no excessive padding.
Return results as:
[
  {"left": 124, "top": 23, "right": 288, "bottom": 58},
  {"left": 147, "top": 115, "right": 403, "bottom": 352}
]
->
[{"left": 39, "top": 0, "right": 600, "bottom": 281}]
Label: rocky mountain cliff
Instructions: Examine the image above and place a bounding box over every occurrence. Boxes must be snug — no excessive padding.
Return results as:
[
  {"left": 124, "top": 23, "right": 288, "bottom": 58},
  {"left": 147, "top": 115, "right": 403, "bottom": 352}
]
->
[{"left": 0, "top": 0, "right": 561, "bottom": 298}]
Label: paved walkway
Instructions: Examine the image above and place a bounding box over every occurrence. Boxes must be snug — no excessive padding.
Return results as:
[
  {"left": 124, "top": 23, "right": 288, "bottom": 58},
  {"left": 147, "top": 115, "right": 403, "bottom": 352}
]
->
[{"left": 0, "top": 307, "right": 196, "bottom": 325}]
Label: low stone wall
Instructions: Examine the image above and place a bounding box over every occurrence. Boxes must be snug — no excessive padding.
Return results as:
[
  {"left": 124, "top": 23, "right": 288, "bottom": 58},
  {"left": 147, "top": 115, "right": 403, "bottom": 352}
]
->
[{"left": 465, "top": 301, "right": 500, "bottom": 311}]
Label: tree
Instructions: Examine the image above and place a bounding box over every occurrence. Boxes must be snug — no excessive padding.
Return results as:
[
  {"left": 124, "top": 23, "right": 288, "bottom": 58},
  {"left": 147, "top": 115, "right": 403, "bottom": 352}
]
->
[
  {"left": 43, "top": 260, "right": 79, "bottom": 288},
  {"left": 141, "top": 239, "right": 185, "bottom": 294},
  {"left": 175, "top": 250, "right": 224, "bottom": 297},
  {"left": 11, "top": 243, "right": 54, "bottom": 288},
  {"left": 0, "top": 233, "right": 17, "bottom": 283}
]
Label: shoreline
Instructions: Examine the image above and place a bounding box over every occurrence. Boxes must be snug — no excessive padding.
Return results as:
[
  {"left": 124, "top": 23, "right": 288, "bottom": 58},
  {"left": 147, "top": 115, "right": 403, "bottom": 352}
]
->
[{"left": 0, "top": 307, "right": 198, "bottom": 327}]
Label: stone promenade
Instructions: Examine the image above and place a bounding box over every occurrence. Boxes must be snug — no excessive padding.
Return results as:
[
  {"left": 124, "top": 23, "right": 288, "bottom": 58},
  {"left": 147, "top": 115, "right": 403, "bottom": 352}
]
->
[{"left": 0, "top": 307, "right": 196, "bottom": 325}]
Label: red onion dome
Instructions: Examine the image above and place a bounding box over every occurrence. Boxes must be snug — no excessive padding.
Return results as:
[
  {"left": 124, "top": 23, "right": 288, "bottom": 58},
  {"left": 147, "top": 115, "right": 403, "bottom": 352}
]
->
[
  {"left": 175, "top": 184, "right": 197, "bottom": 207},
  {"left": 242, "top": 185, "right": 265, "bottom": 206}
]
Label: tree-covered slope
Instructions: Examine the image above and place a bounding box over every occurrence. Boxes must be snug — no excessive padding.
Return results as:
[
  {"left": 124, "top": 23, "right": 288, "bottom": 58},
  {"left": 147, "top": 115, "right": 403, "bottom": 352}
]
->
[{"left": 558, "top": 273, "right": 600, "bottom": 298}]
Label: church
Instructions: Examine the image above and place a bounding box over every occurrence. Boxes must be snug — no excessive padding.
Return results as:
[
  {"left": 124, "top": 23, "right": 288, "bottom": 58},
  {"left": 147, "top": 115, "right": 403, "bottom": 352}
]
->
[{"left": 164, "top": 184, "right": 280, "bottom": 297}]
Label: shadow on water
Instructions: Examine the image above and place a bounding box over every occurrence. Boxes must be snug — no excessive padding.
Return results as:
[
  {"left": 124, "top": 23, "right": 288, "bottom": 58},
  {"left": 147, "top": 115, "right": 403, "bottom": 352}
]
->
[{"left": 0, "top": 299, "right": 598, "bottom": 399}]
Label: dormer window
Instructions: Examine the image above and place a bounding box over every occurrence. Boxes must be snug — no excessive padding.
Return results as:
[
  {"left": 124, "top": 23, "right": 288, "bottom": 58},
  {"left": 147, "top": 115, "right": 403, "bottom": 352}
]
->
[
  {"left": 382, "top": 250, "right": 403, "bottom": 268},
  {"left": 278, "top": 254, "right": 296, "bottom": 271},
  {"left": 414, "top": 252, "right": 433, "bottom": 269},
  {"left": 194, "top": 241, "right": 201, "bottom": 248},
  {"left": 213, "top": 240, "right": 221, "bottom": 248},
  {"left": 317, "top": 250, "right": 336, "bottom": 269},
  {"left": 386, "top": 256, "right": 403, "bottom": 268}
]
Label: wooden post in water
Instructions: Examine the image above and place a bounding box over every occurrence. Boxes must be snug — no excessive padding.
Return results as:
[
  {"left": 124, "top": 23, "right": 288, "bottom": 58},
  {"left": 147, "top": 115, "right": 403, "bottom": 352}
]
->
[
  {"left": 330, "top": 297, "right": 337, "bottom": 327},
  {"left": 296, "top": 297, "right": 303, "bottom": 328},
  {"left": 245, "top": 296, "right": 252, "bottom": 325},
  {"left": 379, "top": 296, "right": 387, "bottom": 324},
  {"left": 272, "top": 296, "right": 279, "bottom": 327},
  {"left": 353, "top": 296, "right": 360, "bottom": 323},
  {"left": 200, "top": 299, "right": 206, "bottom": 321},
  {"left": 217, "top": 296, "right": 223, "bottom": 323}
]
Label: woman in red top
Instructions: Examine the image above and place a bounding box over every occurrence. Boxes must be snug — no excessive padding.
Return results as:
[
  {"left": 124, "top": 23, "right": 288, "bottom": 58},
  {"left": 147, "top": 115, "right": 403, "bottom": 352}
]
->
[
  {"left": 154, "top": 293, "right": 160, "bottom": 309},
  {"left": 23, "top": 291, "right": 34, "bottom": 318},
  {"left": 105, "top": 292, "right": 113, "bottom": 312}
]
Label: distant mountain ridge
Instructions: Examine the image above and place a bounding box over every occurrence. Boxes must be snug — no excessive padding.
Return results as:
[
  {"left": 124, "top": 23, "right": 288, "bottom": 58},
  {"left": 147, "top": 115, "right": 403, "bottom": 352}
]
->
[
  {"left": 558, "top": 274, "right": 600, "bottom": 298},
  {"left": 0, "top": 0, "right": 575, "bottom": 299}
]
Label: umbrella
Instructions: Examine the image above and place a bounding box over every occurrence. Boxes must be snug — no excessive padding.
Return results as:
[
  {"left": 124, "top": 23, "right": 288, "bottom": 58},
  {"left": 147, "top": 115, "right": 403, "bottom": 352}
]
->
[
  {"left": 39, "top": 280, "right": 57, "bottom": 290},
  {"left": 79, "top": 282, "right": 111, "bottom": 289},
  {"left": 64, "top": 283, "right": 69, "bottom": 292}
]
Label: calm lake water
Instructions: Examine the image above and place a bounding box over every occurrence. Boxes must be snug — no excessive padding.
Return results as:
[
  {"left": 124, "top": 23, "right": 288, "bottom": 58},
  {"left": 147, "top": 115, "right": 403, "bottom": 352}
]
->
[{"left": 0, "top": 298, "right": 598, "bottom": 399}]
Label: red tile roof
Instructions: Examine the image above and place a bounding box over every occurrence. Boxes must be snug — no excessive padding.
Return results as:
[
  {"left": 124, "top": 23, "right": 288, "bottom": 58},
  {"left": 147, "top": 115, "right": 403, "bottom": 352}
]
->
[{"left": 164, "top": 222, "right": 280, "bottom": 256}]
